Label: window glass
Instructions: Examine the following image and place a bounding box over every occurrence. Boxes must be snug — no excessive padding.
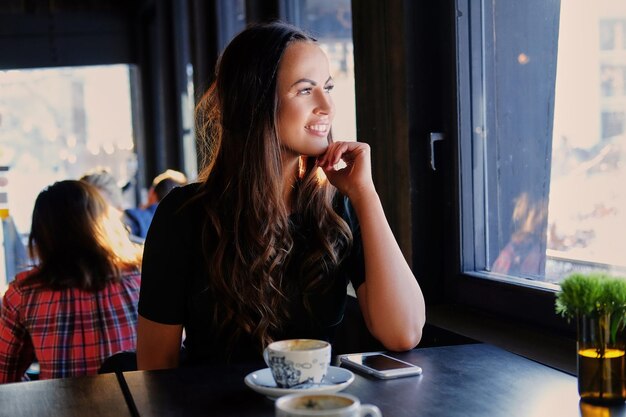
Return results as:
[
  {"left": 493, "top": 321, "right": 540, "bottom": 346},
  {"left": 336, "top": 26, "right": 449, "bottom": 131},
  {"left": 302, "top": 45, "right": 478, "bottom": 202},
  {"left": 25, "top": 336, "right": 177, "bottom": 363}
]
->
[
  {"left": 284, "top": 0, "right": 356, "bottom": 141},
  {"left": 461, "top": 0, "right": 626, "bottom": 286},
  {"left": 0, "top": 65, "right": 139, "bottom": 293}
]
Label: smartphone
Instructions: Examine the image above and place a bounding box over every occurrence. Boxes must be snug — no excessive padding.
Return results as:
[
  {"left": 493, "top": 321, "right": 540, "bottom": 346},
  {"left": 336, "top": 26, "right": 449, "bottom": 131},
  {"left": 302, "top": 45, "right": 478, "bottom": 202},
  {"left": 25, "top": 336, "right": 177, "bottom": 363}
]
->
[{"left": 338, "top": 352, "right": 423, "bottom": 379}]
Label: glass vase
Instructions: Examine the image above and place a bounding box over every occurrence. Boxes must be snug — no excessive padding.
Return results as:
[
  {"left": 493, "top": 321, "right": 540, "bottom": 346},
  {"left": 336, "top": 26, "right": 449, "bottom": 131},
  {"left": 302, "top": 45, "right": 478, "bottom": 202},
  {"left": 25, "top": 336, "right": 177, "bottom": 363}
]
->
[{"left": 577, "top": 313, "right": 626, "bottom": 404}]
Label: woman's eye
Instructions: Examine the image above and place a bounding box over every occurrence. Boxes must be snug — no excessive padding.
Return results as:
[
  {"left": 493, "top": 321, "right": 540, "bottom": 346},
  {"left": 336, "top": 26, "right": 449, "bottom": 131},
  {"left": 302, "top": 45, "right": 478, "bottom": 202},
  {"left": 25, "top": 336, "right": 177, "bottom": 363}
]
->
[
  {"left": 324, "top": 84, "right": 335, "bottom": 93},
  {"left": 297, "top": 88, "right": 312, "bottom": 96}
]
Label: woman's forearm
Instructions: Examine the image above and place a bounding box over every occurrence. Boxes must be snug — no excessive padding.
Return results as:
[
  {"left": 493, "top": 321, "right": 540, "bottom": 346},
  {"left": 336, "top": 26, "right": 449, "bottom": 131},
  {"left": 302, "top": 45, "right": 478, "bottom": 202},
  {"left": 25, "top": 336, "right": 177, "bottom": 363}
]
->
[{"left": 350, "top": 189, "right": 426, "bottom": 351}]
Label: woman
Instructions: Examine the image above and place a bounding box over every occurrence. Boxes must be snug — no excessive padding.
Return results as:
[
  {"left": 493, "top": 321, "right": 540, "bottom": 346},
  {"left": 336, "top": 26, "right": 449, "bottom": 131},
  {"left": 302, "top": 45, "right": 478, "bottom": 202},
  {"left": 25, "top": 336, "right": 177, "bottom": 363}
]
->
[
  {"left": 137, "top": 22, "right": 425, "bottom": 369},
  {"left": 0, "top": 180, "right": 142, "bottom": 382}
]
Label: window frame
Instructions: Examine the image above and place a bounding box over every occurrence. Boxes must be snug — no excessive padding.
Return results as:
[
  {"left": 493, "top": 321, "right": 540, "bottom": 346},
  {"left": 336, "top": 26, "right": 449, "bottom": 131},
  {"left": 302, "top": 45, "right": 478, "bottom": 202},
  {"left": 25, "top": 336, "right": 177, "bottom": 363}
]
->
[
  {"left": 456, "top": 0, "right": 563, "bottom": 292},
  {"left": 451, "top": 0, "right": 573, "bottom": 334},
  {"left": 348, "top": 0, "right": 575, "bottom": 336}
]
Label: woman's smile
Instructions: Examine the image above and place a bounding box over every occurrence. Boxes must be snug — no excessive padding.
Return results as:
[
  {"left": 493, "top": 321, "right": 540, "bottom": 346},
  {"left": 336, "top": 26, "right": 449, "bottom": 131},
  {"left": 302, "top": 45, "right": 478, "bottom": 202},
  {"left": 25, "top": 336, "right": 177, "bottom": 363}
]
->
[{"left": 305, "top": 123, "right": 330, "bottom": 137}]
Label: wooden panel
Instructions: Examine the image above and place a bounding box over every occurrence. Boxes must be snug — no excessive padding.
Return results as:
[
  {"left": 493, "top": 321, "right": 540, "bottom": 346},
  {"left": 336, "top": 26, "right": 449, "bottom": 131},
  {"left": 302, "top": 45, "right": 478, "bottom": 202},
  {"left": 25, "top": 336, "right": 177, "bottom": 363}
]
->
[
  {"left": 0, "top": 12, "right": 134, "bottom": 69},
  {"left": 351, "top": 0, "right": 413, "bottom": 264}
]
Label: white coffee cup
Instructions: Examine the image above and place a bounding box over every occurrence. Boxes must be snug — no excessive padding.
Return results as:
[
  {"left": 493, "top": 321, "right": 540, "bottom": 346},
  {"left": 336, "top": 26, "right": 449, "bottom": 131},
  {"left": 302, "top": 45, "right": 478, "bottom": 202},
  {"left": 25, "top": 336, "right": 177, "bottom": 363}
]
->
[
  {"left": 275, "top": 393, "right": 382, "bottom": 417},
  {"left": 264, "top": 339, "right": 331, "bottom": 388}
]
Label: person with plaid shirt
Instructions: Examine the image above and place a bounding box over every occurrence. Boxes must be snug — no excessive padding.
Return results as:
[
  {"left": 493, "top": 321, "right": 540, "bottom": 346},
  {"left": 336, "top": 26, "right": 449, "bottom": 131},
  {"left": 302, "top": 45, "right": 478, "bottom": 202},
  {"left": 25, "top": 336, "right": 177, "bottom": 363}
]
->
[{"left": 0, "top": 180, "right": 142, "bottom": 383}]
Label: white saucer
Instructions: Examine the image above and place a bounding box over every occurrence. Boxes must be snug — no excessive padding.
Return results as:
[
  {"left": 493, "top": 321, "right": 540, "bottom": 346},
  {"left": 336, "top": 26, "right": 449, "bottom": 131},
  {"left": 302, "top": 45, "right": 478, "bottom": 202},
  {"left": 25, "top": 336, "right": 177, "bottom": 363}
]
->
[{"left": 244, "top": 366, "right": 355, "bottom": 399}]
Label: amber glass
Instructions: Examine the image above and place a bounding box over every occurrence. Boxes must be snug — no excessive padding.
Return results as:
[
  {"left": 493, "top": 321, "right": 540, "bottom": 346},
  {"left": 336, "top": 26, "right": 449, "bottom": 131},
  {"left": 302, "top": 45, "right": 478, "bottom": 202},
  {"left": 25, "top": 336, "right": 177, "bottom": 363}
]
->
[{"left": 577, "top": 313, "right": 626, "bottom": 404}]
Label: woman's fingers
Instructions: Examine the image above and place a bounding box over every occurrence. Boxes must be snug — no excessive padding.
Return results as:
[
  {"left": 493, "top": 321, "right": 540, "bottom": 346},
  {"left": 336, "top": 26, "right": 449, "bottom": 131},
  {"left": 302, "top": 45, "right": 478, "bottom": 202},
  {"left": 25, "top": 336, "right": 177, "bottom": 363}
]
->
[
  {"left": 316, "top": 141, "right": 374, "bottom": 199},
  {"left": 317, "top": 141, "right": 366, "bottom": 169}
]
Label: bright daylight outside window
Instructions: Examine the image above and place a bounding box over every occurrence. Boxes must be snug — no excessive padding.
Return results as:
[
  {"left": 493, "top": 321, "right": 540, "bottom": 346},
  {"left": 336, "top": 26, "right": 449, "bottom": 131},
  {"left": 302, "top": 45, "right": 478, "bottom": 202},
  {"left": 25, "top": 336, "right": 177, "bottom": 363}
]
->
[
  {"left": 548, "top": 1, "right": 626, "bottom": 283},
  {"left": 0, "top": 65, "right": 138, "bottom": 294},
  {"left": 464, "top": 0, "right": 626, "bottom": 286}
]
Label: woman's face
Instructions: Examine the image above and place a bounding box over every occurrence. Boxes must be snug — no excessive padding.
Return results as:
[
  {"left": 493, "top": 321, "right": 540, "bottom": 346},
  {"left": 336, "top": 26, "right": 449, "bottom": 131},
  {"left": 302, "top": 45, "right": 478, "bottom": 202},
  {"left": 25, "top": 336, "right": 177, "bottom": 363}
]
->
[{"left": 276, "top": 41, "right": 335, "bottom": 158}]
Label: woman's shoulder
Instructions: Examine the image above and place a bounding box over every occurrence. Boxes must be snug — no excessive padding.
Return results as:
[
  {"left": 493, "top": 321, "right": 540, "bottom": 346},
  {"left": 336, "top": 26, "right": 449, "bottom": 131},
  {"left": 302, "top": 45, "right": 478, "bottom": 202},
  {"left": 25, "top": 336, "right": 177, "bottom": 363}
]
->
[
  {"left": 154, "top": 182, "right": 203, "bottom": 218},
  {"left": 13, "top": 269, "right": 35, "bottom": 282},
  {"left": 10, "top": 269, "right": 41, "bottom": 291},
  {"left": 145, "top": 182, "right": 205, "bottom": 247},
  {"left": 160, "top": 182, "right": 201, "bottom": 205},
  {"left": 120, "top": 267, "right": 141, "bottom": 280},
  {"left": 3, "top": 269, "right": 44, "bottom": 307},
  {"left": 116, "top": 268, "right": 142, "bottom": 289}
]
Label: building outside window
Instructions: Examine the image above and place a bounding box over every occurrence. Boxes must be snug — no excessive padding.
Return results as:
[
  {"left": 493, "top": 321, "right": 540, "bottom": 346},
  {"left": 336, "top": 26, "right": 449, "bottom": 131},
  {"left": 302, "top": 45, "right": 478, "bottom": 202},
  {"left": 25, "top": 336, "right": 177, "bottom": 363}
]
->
[{"left": 459, "top": 0, "right": 626, "bottom": 289}]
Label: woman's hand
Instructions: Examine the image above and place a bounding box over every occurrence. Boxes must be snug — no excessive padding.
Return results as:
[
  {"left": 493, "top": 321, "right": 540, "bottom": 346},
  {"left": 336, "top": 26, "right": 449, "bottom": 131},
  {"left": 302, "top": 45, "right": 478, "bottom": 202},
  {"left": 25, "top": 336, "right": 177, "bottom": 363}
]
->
[
  {"left": 319, "top": 141, "right": 425, "bottom": 352},
  {"left": 316, "top": 141, "right": 375, "bottom": 200}
]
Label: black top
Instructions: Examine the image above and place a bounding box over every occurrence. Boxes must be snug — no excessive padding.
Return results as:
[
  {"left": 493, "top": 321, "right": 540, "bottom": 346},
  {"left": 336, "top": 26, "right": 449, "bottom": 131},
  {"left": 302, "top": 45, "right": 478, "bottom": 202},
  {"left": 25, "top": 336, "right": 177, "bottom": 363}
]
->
[{"left": 138, "top": 183, "right": 365, "bottom": 365}]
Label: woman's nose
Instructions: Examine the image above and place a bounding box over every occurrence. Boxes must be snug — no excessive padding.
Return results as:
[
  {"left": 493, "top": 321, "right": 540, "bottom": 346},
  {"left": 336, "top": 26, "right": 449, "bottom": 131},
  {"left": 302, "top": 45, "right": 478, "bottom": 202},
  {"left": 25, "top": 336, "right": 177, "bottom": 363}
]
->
[{"left": 314, "top": 90, "right": 334, "bottom": 115}]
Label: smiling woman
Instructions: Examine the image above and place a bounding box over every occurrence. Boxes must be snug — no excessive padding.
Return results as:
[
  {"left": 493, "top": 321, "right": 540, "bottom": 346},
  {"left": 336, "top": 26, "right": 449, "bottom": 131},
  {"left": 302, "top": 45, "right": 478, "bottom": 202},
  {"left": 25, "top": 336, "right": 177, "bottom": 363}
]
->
[
  {"left": 276, "top": 41, "right": 335, "bottom": 159},
  {"left": 136, "top": 21, "right": 425, "bottom": 371}
]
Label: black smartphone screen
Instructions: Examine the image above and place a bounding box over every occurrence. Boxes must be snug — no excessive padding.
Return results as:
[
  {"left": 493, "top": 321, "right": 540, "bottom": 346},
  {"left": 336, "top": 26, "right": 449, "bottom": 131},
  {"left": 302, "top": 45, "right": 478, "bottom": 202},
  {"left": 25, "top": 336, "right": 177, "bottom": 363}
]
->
[{"left": 361, "top": 354, "right": 415, "bottom": 371}]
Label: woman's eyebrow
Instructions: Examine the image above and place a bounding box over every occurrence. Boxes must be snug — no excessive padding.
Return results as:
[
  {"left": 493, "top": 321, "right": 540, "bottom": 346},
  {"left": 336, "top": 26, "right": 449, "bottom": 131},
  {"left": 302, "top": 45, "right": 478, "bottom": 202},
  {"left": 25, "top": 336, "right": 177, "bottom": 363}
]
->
[
  {"left": 290, "top": 78, "right": 316, "bottom": 88},
  {"left": 290, "top": 76, "right": 333, "bottom": 88}
]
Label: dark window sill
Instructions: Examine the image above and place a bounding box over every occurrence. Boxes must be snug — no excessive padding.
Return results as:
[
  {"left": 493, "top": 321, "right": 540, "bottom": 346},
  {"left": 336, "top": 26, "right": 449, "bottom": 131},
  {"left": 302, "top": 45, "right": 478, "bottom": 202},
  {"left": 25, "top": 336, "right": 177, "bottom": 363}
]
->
[{"left": 425, "top": 304, "right": 576, "bottom": 375}]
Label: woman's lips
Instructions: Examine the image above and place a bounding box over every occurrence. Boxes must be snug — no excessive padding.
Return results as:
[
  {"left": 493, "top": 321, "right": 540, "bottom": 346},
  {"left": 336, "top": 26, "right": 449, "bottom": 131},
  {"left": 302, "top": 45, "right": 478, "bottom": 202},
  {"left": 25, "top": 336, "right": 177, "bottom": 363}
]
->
[{"left": 305, "top": 124, "right": 329, "bottom": 136}]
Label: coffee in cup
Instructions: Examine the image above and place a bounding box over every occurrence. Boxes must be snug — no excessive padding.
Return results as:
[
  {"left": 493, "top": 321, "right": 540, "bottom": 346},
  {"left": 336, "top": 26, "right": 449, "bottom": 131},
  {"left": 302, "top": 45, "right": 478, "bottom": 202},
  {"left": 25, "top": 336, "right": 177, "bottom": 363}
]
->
[
  {"left": 264, "top": 339, "right": 331, "bottom": 388},
  {"left": 275, "top": 393, "right": 382, "bottom": 417}
]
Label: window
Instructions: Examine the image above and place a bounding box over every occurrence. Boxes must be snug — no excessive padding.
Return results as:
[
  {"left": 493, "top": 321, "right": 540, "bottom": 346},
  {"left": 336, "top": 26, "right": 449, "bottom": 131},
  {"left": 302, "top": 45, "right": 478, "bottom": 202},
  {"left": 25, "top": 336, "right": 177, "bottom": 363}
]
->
[
  {"left": 0, "top": 65, "right": 139, "bottom": 293},
  {"left": 458, "top": 0, "right": 626, "bottom": 289}
]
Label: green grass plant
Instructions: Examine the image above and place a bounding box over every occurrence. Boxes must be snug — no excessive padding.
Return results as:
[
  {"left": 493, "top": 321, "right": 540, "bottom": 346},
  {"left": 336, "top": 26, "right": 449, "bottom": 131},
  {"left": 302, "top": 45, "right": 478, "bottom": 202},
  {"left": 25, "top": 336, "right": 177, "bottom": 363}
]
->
[
  {"left": 556, "top": 273, "right": 626, "bottom": 345},
  {"left": 557, "top": 273, "right": 626, "bottom": 402},
  {"left": 556, "top": 273, "right": 626, "bottom": 320}
]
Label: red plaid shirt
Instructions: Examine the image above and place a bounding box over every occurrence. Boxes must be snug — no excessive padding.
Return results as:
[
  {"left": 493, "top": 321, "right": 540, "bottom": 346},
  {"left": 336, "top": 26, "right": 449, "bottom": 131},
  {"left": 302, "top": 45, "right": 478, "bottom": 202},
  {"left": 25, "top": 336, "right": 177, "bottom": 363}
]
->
[{"left": 0, "top": 269, "right": 140, "bottom": 383}]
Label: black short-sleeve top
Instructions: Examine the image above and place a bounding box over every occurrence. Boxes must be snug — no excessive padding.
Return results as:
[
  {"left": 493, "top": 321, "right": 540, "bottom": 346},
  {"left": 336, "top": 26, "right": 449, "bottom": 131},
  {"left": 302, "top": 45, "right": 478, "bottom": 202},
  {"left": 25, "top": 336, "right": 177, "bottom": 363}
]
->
[{"left": 138, "top": 183, "right": 365, "bottom": 365}]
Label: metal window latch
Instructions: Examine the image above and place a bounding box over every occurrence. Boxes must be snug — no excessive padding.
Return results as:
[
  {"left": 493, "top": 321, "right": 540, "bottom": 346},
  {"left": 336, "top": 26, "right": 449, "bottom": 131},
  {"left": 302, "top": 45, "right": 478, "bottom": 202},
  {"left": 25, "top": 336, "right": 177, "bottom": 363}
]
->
[{"left": 430, "top": 132, "right": 445, "bottom": 171}]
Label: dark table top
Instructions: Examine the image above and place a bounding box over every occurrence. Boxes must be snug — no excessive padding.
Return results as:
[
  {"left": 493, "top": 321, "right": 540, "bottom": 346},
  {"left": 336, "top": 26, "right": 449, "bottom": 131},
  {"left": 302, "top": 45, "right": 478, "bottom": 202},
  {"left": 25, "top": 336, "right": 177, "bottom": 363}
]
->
[
  {"left": 122, "top": 362, "right": 272, "bottom": 417},
  {"left": 0, "top": 372, "right": 131, "bottom": 417},
  {"left": 2, "top": 343, "right": 626, "bottom": 417},
  {"left": 121, "top": 343, "right": 623, "bottom": 417}
]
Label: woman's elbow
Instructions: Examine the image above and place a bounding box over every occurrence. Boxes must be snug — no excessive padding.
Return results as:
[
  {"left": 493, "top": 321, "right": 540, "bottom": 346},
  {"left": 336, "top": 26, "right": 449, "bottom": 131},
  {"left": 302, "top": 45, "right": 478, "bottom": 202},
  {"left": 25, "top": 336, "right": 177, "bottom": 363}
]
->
[
  {"left": 381, "top": 327, "right": 423, "bottom": 352},
  {"left": 136, "top": 315, "right": 182, "bottom": 370},
  {"left": 136, "top": 346, "right": 179, "bottom": 370},
  {"left": 375, "top": 314, "right": 426, "bottom": 352}
]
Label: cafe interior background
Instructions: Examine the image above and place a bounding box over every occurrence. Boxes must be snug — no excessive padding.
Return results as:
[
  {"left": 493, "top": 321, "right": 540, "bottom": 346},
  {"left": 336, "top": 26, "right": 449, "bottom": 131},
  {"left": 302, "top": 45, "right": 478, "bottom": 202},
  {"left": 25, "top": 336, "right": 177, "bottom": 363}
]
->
[{"left": 1, "top": 0, "right": 626, "bottom": 376}]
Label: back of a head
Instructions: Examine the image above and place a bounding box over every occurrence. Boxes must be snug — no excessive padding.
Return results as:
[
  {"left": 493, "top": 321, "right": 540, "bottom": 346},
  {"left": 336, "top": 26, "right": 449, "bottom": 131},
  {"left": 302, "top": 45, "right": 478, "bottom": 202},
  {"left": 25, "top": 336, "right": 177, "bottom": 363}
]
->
[
  {"left": 80, "top": 170, "right": 124, "bottom": 210},
  {"left": 30, "top": 180, "right": 106, "bottom": 257},
  {"left": 28, "top": 180, "right": 138, "bottom": 291}
]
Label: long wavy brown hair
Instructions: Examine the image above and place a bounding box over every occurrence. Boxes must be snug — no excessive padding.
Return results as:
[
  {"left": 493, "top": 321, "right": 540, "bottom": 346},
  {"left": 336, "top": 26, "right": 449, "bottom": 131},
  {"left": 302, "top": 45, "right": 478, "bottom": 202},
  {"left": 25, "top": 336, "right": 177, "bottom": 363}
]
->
[
  {"left": 24, "top": 180, "right": 142, "bottom": 291},
  {"left": 195, "top": 22, "right": 352, "bottom": 352}
]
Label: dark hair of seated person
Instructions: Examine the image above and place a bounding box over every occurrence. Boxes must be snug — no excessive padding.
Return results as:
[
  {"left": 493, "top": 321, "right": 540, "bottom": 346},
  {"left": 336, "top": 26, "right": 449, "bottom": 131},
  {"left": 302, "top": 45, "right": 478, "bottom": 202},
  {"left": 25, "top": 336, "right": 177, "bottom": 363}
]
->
[{"left": 23, "top": 180, "right": 142, "bottom": 292}]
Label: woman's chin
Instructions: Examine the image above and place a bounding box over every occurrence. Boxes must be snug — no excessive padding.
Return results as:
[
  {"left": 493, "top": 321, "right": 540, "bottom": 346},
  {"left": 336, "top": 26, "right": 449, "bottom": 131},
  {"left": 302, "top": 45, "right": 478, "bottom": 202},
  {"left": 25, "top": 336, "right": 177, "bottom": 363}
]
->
[
  {"left": 307, "top": 143, "right": 330, "bottom": 157},
  {"left": 282, "top": 142, "right": 329, "bottom": 158}
]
